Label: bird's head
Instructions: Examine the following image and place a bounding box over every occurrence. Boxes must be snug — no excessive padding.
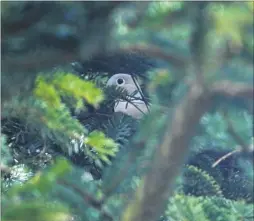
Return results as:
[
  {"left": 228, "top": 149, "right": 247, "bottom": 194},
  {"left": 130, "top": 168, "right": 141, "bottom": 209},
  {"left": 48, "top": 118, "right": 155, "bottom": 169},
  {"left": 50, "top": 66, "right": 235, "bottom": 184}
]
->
[
  {"left": 106, "top": 73, "right": 148, "bottom": 119},
  {"left": 106, "top": 73, "right": 142, "bottom": 96}
]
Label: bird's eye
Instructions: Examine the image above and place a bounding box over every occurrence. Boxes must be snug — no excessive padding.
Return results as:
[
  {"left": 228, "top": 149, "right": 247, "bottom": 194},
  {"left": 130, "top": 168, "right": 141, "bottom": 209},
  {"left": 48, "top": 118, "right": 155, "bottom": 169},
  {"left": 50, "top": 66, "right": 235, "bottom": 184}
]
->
[{"left": 116, "top": 78, "right": 125, "bottom": 85}]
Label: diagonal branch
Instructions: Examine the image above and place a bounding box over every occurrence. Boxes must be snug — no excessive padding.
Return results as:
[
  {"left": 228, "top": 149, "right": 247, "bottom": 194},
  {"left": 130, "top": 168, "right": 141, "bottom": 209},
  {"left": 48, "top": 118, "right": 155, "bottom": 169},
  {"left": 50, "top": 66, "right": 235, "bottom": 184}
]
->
[
  {"left": 212, "top": 147, "right": 242, "bottom": 168},
  {"left": 59, "top": 180, "right": 102, "bottom": 208},
  {"left": 121, "top": 79, "right": 253, "bottom": 221},
  {"left": 59, "top": 180, "right": 113, "bottom": 221},
  {"left": 122, "top": 83, "right": 212, "bottom": 221}
]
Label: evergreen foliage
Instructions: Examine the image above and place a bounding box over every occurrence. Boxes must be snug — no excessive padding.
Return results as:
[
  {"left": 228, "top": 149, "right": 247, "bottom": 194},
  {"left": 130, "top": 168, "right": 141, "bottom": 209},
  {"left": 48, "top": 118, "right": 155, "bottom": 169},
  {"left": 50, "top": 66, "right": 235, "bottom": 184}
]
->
[{"left": 1, "top": 2, "right": 253, "bottom": 221}]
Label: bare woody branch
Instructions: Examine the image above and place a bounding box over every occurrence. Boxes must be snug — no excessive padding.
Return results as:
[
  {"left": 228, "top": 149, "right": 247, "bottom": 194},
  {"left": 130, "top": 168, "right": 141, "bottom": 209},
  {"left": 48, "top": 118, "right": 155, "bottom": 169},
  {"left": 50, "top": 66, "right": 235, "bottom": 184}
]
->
[
  {"left": 120, "top": 9, "right": 252, "bottom": 218},
  {"left": 122, "top": 83, "right": 212, "bottom": 221},
  {"left": 121, "top": 79, "right": 253, "bottom": 221},
  {"left": 212, "top": 147, "right": 242, "bottom": 168},
  {"left": 211, "top": 80, "right": 254, "bottom": 100}
]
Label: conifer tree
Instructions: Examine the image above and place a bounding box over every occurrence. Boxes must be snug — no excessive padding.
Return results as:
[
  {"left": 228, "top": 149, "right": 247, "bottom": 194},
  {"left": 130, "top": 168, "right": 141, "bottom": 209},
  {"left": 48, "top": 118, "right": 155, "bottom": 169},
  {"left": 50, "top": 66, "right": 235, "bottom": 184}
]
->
[{"left": 1, "top": 2, "right": 253, "bottom": 221}]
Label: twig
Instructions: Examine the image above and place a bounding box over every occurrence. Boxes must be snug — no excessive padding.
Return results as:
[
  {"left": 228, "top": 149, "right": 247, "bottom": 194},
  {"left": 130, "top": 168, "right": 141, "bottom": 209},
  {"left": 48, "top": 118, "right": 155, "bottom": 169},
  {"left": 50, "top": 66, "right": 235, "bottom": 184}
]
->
[
  {"left": 212, "top": 108, "right": 253, "bottom": 168},
  {"left": 113, "top": 86, "right": 149, "bottom": 117},
  {"left": 125, "top": 98, "right": 148, "bottom": 116},
  {"left": 212, "top": 147, "right": 242, "bottom": 168},
  {"left": 118, "top": 97, "right": 147, "bottom": 116},
  {"left": 59, "top": 180, "right": 114, "bottom": 220},
  {"left": 130, "top": 74, "right": 150, "bottom": 113},
  {"left": 59, "top": 180, "right": 102, "bottom": 208}
]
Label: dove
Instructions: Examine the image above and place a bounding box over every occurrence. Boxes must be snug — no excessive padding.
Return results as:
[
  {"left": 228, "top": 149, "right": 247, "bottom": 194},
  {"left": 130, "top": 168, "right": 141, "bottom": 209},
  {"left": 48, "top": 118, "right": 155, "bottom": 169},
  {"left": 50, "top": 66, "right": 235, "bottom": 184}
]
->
[{"left": 106, "top": 73, "right": 149, "bottom": 119}]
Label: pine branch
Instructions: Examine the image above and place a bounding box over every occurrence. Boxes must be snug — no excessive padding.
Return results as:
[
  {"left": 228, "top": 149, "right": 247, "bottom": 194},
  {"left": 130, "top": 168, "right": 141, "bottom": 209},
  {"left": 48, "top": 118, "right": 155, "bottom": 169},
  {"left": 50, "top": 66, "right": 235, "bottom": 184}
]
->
[
  {"left": 2, "top": 2, "right": 126, "bottom": 105},
  {"left": 119, "top": 44, "right": 188, "bottom": 69},
  {"left": 59, "top": 180, "right": 113, "bottom": 220},
  {"left": 59, "top": 180, "right": 102, "bottom": 207}
]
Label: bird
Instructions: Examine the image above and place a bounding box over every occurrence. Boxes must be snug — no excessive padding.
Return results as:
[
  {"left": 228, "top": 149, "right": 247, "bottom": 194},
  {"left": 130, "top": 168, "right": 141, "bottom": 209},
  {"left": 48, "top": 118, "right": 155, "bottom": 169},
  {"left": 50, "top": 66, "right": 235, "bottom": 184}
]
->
[{"left": 106, "top": 73, "right": 149, "bottom": 119}]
